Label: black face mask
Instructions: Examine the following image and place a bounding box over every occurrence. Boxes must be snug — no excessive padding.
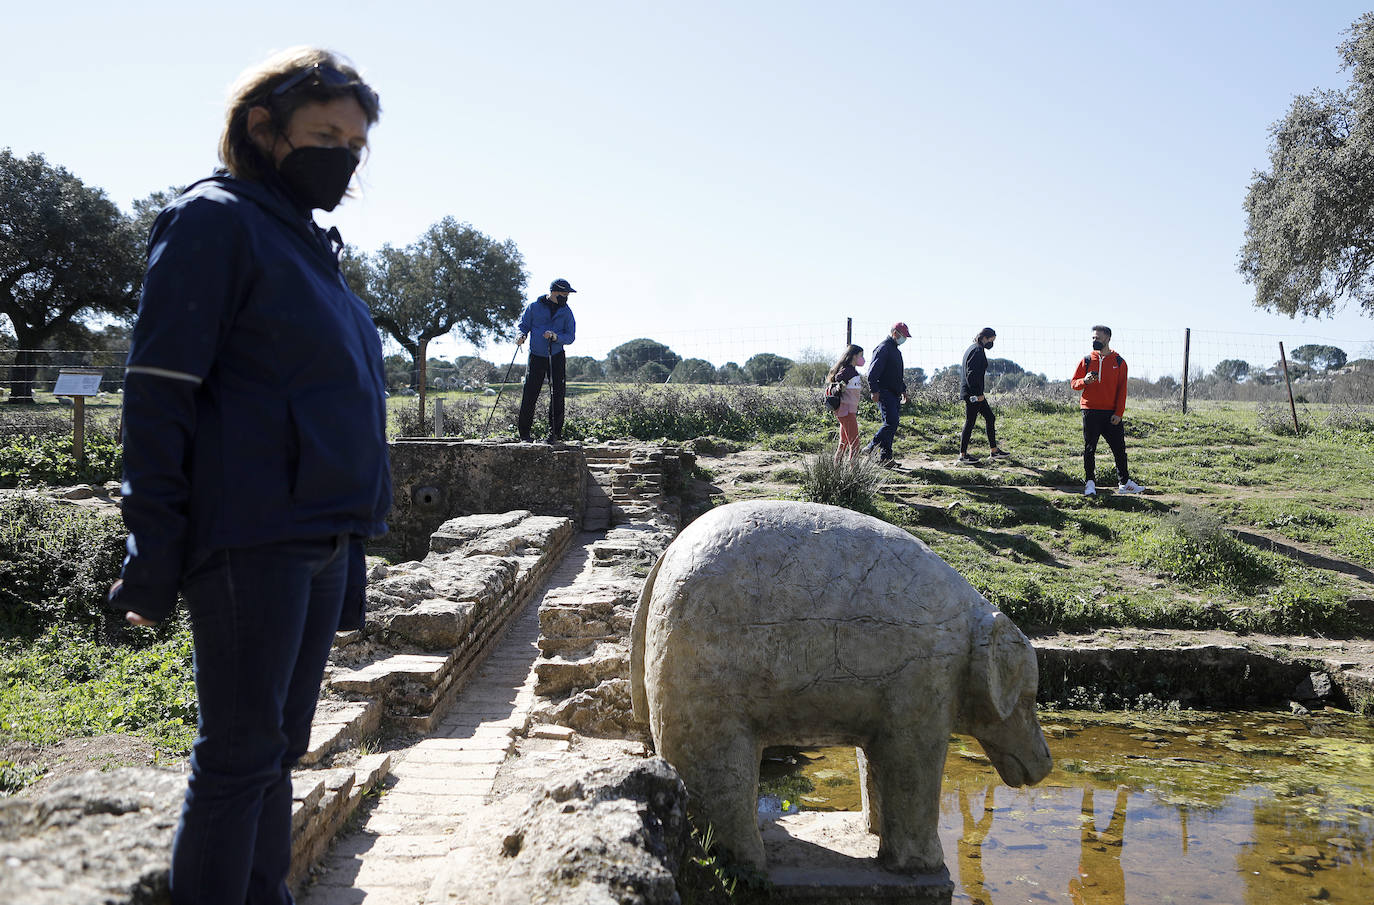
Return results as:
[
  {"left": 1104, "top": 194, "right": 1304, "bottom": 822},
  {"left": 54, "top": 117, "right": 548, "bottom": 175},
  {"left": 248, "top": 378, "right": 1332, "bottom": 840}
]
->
[
  {"left": 277, "top": 145, "right": 358, "bottom": 212},
  {"left": 1092, "top": 340, "right": 1104, "bottom": 351}
]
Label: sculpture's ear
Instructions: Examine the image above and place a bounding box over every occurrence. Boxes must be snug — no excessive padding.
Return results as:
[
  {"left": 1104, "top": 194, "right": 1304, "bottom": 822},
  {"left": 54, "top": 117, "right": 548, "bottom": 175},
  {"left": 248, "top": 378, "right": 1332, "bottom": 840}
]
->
[{"left": 970, "top": 610, "right": 1038, "bottom": 723}]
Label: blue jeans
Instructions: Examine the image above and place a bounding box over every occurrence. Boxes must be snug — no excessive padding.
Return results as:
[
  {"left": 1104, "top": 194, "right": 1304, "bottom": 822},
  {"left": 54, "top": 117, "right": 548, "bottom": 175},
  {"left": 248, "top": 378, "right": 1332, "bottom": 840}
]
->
[
  {"left": 868, "top": 390, "right": 902, "bottom": 460},
  {"left": 171, "top": 534, "right": 348, "bottom": 905}
]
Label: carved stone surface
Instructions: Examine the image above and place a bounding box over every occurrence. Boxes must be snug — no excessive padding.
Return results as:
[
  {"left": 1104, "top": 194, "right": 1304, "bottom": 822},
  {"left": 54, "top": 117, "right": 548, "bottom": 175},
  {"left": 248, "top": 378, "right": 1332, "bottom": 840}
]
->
[
  {"left": 533, "top": 678, "right": 642, "bottom": 739},
  {"left": 0, "top": 768, "right": 183, "bottom": 905},
  {"left": 630, "top": 500, "right": 1053, "bottom": 875},
  {"left": 434, "top": 755, "right": 687, "bottom": 905},
  {"left": 364, "top": 512, "right": 573, "bottom": 650}
]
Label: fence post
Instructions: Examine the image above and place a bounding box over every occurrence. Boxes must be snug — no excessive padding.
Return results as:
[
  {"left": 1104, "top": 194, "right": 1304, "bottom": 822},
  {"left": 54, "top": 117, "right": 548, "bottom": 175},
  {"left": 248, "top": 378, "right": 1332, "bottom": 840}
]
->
[
  {"left": 846, "top": 317, "right": 852, "bottom": 346},
  {"left": 1279, "top": 341, "right": 1300, "bottom": 434},
  {"left": 434, "top": 397, "right": 445, "bottom": 437},
  {"left": 1181, "top": 328, "right": 1190, "bottom": 414},
  {"left": 72, "top": 395, "right": 86, "bottom": 465},
  {"left": 417, "top": 338, "right": 428, "bottom": 430}
]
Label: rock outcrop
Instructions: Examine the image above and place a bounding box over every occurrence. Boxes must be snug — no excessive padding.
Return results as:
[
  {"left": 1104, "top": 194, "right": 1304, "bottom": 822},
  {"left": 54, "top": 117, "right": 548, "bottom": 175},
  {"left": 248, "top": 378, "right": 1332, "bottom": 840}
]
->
[{"left": 432, "top": 754, "right": 688, "bottom": 905}]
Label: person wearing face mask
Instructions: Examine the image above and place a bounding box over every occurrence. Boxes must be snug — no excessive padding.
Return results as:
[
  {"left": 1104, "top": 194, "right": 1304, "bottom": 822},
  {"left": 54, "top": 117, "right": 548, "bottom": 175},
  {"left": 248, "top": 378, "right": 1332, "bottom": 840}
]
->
[
  {"left": 107, "top": 48, "right": 388, "bottom": 905},
  {"left": 863, "top": 322, "right": 911, "bottom": 467},
  {"left": 1071, "top": 325, "right": 1144, "bottom": 496},
  {"left": 827, "top": 343, "right": 866, "bottom": 459},
  {"left": 516, "top": 278, "right": 577, "bottom": 443},
  {"left": 958, "top": 327, "right": 1007, "bottom": 463}
]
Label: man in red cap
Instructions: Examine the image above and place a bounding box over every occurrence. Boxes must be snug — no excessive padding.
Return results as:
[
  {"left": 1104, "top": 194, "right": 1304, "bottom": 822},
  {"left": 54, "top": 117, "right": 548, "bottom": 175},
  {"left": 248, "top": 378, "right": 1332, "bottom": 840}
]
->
[{"left": 863, "top": 322, "right": 911, "bottom": 466}]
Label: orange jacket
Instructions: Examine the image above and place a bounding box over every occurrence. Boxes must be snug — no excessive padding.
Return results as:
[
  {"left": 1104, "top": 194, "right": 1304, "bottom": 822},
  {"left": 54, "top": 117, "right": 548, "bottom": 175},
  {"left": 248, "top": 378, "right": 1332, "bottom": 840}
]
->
[{"left": 1071, "top": 350, "right": 1127, "bottom": 417}]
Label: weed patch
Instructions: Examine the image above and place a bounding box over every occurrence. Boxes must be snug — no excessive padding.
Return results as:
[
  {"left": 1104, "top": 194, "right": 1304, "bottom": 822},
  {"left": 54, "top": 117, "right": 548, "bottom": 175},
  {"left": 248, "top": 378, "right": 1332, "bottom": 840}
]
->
[
  {"left": 0, "top": 623, "right": 197, "bottom": 757},
  {"left": 1126, "top": 507, "right": 1282, "bottom": 594},
  {"left": 797, "top": 454, "right": 886, "bottom": 513}
]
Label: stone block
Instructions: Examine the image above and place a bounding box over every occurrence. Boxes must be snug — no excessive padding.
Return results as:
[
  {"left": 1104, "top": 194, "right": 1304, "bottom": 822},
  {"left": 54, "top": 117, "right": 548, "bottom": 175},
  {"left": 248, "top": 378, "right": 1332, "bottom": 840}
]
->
[
  {"left": 533, "top": 643, "right": 629, "bottom": 697},
  {"left": 301, "top": 699, "right": 383, "bottom": 766},
  {"left": 330, "top": 654, "right": 450, "bottom": 695},
  {"left": 385, "top": 599, "right": 479, "bottom": 650},
  {"left": 353, "top": 753, "right": 394, "bottom": 791}
]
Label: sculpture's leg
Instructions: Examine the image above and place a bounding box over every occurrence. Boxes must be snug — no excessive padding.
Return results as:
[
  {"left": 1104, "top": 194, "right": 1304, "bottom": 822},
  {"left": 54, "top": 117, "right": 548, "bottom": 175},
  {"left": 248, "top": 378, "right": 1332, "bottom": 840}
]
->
[
  {"left": 867, "top": 732, "right": 949, "bottom": 874},
  {"left": 857, "top": 745, "right": 881, "bottom": 834},
  {"left": 659, "top": 718, "right": 765, "bottom": 869}
]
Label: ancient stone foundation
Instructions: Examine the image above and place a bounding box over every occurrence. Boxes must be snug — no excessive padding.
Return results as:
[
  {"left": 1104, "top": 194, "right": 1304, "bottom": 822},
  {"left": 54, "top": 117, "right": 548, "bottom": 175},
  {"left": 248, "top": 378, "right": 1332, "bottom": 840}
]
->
[
  {"left": 387, "top": 439, "right": 693, "bottom": 557},
  {"left": 0, "top": 507, "right": 576, "bottom": 904}
]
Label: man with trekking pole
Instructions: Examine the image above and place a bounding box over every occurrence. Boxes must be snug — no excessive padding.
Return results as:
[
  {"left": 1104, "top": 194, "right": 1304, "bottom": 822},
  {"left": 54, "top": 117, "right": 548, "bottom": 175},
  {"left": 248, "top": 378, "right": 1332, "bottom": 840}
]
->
[{"left": 516, "top": 278, "right": 577, "bottom": 443}]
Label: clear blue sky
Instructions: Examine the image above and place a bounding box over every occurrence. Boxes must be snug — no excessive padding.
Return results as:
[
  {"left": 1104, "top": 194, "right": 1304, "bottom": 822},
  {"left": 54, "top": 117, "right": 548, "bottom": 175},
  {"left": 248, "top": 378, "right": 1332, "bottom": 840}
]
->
[{"left": 6, "top": 1, "right": 1374, "bottom": 378}]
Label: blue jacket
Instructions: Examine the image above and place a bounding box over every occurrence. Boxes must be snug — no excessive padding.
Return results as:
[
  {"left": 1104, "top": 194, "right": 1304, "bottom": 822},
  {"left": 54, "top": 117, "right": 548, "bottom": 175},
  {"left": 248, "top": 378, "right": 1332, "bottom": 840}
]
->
[
  {"left": 867, "top": 336, "right": 907, "bottom": 397},
  {"left": 518, "top": 295, "right": 576, "bottom": 357},
  {"left": 112, "top": 174, "right": 392, "bottom": 625}
]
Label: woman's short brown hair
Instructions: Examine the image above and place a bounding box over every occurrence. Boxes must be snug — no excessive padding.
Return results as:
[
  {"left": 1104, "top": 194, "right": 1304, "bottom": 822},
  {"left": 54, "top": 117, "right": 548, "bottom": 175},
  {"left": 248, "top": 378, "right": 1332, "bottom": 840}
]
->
[{"left": 219, "top": 47, "right": 381, "bottom": 182}]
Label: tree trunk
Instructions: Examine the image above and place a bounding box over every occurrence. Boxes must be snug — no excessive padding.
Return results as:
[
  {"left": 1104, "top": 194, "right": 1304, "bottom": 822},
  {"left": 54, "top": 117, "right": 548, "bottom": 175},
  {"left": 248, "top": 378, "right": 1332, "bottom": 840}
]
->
[
  {"left": 416, "top": 337, "right": 428, "bottom": 427},
  {"left": 4, "top": 320, "right": 42, "bottom": 404}
]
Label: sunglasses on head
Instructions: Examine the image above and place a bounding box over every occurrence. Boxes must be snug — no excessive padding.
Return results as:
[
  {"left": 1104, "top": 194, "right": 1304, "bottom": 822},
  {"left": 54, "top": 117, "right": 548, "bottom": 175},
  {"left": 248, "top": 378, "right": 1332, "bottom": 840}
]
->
[{"left": 271, "top": 63, "right": 379, "bottom": 111}]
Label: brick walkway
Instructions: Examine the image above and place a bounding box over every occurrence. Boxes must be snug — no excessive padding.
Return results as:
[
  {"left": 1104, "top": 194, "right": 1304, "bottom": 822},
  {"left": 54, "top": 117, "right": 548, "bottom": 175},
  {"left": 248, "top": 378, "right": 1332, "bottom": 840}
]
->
[{"left": 299, "top": 535, "right": 598, "bottom": 905}]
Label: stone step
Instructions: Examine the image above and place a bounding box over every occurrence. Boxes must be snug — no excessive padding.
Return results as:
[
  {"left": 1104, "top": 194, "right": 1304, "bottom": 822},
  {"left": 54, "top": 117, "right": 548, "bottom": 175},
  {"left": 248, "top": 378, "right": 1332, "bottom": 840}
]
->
[
  {"left": 300, "top": 699, "right": 384, "bottom": 767},
  {"left": 330, "top": 653, "right": 451, "bottom": 695}
]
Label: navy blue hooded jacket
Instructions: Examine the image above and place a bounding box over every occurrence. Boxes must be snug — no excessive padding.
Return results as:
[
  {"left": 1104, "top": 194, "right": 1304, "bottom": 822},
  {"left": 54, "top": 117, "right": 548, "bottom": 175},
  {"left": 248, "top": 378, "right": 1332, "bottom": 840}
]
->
[
  {"left": 867, "top": 336, "right": 907, "bottom": 397},
  {"left": 112, "top": 174, "right": 391, "bottom": 626}
]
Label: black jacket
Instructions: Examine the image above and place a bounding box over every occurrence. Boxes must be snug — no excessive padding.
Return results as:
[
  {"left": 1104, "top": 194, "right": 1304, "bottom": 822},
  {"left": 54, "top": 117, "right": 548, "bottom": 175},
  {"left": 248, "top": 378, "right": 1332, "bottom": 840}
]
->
[
  {"left": 112, "top": 174, "right": 392, "bottom": 625},
  {"left": 961, "top": 342, "right": 987, "bottom": 400},
  {"left": 867, "top": 337, "right": 906, "bottom": 397}
]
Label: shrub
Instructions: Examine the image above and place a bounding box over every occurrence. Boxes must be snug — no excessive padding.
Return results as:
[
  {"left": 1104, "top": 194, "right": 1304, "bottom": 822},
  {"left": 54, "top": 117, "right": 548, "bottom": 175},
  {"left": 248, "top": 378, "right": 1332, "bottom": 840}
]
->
[
  {"left": 0, "top": 496, "right": 128, "bottom": 637},
  {"left": 1323, "top": 403, "right": 1374, "bottom": 435},
  {"left": 0, "top": 430, "right": 122, "bottom": 487},
  {"left": 797, "top": 453, "right": 886, "bottom": 513},
  {"left": 565, "top": 384, "right": 824, "bottom": 442},
  {"left": 1255, "top": 401, "right": 1307, "bottom": 436},
  {"left": 1126, "top": 506, "right": 1281, "bottom": 594}
]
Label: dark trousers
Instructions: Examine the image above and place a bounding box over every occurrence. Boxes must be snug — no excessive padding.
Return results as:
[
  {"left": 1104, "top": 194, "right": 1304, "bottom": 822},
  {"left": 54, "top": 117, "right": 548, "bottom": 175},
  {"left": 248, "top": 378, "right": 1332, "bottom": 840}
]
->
[
  {"left": 1082, "top": 409, "right": 1130, "bottom": 484},
  {"left": 170, "top": 535, "right": 348, "bottom": 905},
  {"left": 867, "top": 390, "right": 901, "bottom": 460},
  {"left": 960, "top": 398, "right": 997, "bottom": 453},
  {"left": 518, "top": 351, "right": 566, "bottom": 439}
]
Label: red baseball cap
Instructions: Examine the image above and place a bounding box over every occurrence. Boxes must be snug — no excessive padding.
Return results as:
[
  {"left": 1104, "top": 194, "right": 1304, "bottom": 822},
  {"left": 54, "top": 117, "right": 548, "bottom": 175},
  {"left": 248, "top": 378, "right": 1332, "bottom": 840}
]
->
[{"left": 892, "top": 322, "right": 911, "bottom": 338}]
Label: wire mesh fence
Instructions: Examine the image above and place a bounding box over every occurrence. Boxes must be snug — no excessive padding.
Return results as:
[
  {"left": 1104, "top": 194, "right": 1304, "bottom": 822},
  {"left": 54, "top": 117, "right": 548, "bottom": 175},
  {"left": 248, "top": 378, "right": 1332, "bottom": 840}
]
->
[{"left": 3, "top": 320, "right": 1372, "bottom": 406}]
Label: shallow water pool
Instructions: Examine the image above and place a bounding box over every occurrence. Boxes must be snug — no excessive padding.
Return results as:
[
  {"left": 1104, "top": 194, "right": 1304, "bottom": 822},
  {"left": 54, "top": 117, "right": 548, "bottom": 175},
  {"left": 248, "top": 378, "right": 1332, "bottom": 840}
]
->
[{"left": 759, "top": 709, "right": 1374, "bottom": 904}]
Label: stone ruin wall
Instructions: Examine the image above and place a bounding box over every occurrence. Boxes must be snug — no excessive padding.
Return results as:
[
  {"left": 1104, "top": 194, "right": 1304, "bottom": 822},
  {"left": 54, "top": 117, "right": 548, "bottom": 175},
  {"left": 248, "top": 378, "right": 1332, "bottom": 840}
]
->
[{"left": 0, "top": 441, "right": 693, "bottom": 905}]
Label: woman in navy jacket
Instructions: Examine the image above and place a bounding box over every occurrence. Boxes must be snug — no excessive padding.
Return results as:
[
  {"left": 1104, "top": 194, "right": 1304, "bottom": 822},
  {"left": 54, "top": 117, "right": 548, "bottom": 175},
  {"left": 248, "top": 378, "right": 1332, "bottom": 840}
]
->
[{"left": 108, "top": 48, "right": 389, "bottom": 905}]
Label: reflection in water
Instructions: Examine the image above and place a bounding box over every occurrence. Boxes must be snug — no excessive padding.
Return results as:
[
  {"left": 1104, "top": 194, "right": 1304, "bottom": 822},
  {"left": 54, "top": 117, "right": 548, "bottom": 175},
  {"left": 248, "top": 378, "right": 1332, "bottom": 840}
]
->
[
  {"left": 957, "top": 785, "right": 996, "bottom": 905},
  {"left": 761, "top": 710, "right": 1374, "bottom": 904},
  {"left": 1068, "top": 787, "right": 1127, "bottom": 905}
]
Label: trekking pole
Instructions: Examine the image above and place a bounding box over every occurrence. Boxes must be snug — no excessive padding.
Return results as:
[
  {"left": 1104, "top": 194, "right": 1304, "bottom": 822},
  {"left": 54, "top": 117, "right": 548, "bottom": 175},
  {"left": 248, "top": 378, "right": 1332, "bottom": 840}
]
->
[{"left": 483, "top": 342, "right": 523, "bottom": 436}]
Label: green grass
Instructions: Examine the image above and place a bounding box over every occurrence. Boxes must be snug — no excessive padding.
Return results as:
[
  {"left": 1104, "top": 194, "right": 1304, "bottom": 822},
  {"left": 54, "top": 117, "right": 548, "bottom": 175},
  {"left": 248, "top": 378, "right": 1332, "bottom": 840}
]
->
[
  {"left": 0, "top": 623, "right": 197, "bottom": 761},
  {"left": 735, "top": 397, "right": 1374, "bottom": 637}
]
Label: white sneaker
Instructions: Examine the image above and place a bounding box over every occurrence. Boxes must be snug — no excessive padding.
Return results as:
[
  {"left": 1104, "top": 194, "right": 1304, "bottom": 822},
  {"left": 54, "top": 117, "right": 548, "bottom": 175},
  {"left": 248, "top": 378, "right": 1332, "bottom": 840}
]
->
[
  {"left": 1117, "top": 479, "right": 1144, "bottom": 494},
  {"left": 1084, "top": 480, "right": 1096, "bottom": 496}
]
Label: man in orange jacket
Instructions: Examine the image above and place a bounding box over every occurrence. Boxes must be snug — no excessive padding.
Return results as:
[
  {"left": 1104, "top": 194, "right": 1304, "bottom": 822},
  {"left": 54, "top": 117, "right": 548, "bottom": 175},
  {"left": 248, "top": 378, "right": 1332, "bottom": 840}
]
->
[{"left": 1071, "top": 325, "right": 1144, "bottom": 497}]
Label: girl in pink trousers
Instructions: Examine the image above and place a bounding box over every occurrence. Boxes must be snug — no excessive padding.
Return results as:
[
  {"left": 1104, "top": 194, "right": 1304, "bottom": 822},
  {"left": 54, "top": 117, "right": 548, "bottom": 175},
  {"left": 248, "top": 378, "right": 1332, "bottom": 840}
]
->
[{"left": 828, "top": 344, "right": 865, "bottom": 460}]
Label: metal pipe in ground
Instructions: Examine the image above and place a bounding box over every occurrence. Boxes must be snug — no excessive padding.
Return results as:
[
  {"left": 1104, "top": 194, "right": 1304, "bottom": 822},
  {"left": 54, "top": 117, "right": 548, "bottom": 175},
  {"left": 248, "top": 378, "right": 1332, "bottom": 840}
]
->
[{"left": 1279, "top": 341, "right": 1300, "bottom": 434}]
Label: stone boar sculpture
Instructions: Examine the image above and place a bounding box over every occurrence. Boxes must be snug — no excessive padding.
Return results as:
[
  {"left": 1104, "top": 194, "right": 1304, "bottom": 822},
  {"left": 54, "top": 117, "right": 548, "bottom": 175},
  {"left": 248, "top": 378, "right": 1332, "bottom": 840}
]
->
[{"left": 630, "top": 499, "right": 1052, "bottom": 874}]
